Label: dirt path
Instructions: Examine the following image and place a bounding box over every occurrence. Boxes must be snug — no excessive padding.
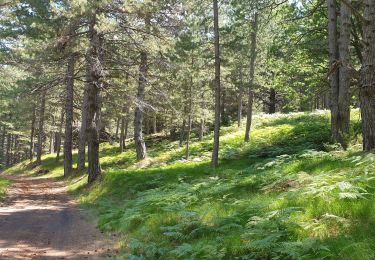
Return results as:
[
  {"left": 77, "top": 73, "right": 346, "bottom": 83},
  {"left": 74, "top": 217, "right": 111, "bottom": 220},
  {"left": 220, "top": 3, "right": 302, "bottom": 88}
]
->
[{"left": 0, "top": 176, "right": 115, "bottom": 259}]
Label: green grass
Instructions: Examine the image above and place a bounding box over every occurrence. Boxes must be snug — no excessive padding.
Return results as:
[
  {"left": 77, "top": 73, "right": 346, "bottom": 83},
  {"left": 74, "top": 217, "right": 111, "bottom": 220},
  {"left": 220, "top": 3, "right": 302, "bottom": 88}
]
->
[
  {"left": 0, "top": 177, "right": 10, "bottom": 201},
  {"left": 6, "top": 110, "right": 375, "bottom": 259}
]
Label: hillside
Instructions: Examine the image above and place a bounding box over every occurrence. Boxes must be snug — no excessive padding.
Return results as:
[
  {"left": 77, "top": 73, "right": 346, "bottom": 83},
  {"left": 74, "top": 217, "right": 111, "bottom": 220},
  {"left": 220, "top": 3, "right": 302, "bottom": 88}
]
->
[{"left": 5, "top": 111, "right": 375, "bottom": 259}]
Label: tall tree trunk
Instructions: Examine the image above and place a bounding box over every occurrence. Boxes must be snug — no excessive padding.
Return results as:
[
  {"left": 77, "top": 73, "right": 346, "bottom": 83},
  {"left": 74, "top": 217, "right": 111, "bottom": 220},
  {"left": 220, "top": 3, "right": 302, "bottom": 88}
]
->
[
  {"left": 245, "top": 13, "right": 258, "bottom": 142},
  {"left": 115, "top": 117, "right": 120, "bottom": 141},
  {"left": 199, "top": 118, "right": 204, "bottom": 141},
  {"left": 120, "top": 106, "right": 129, "bottom": 153},
  {"left": 36, "top": 90, "right": 46, "bottom": 165},
  {"left": 0, "top": 125, "right": 5, "bottom": 165},
  {"left": 269, "top": 88, "right": 276, "bottom": 114},
  {"left": 134, "top": 17, "right": 150, "bottom": 161},
  {"left": 153, "top": 114, "right": 157, "bottom": 134},
  {"left": 29, "top": 105, "right": 36, "bottom": 161},
  {"left": 56, "top": 109, "right": 64, "bottom": 161},
  {"left": 179, "top": 119, "right": 186, "bottom": 147},
  {"left": 124, "top": 117, "right": 129, "bottom": 150},
  {"left": 77, "top": 57, "right": 90, "bottom": 171},
  {"left": 327, "top": 0, "right": 341, "bottom": 145},
  {"left": 6, "top": 133, "right": 11, "bottom": 167},
  {"left": 13, "top": 135, "right": 18, "bottom": 165},
  {"left": 359, "top": 0, "right": 375, "bottom": 151},
  {"left": 64, "top": 54, "right": 75, "bottom": 177},
  {"left": 211, "top": 0, "right": 221, "bottom": 168},
  {"left": 237, "top": 66, "right": 243, "bottom": 127},
  {"left": 49, "top": 115, "right": 55, "bottom": 154},
  {"left": 86, "top": 14, "right": 103, "bottom": 183},
  {"left": 186, "top": 74, "right": 193, "bottom": 160},
  {"left": 186, "top": 115, "right": 192, "bottom": 160},
  {"left": 120, "top": 116, "right": 125, "bottom": 153},
  {"left": 337, "top": 0, "right": 352, "bottom": 149}
]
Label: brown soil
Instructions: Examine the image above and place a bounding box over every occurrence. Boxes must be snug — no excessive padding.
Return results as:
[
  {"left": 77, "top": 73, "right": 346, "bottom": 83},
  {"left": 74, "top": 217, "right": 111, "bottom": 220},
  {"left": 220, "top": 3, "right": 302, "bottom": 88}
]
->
[{"left": 0, "top": 176, "right": 116, "bottom": 259}]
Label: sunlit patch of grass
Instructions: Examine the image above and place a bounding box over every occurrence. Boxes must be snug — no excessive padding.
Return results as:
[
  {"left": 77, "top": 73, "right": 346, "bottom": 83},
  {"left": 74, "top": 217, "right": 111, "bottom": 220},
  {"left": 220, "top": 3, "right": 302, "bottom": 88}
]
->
[{"left": 0, "top": 177, "right": 10, "bottom": 201}]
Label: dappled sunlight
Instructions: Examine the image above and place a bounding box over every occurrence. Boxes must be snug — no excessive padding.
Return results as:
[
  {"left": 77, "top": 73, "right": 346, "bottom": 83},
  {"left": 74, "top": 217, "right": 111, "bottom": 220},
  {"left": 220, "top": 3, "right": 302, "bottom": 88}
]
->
[
  {"left": 3, "top": 111, "right": 374, "bottom": 258},
  {"left": 0, "top": 176, "right": 115, "bottom": 259}
]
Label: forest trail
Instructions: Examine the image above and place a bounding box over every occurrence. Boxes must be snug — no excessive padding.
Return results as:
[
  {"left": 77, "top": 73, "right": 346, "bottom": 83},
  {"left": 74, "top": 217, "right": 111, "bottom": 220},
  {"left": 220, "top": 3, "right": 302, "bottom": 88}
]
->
[{"left": 0, "top": 175, "right": 114, "bottom": 259}]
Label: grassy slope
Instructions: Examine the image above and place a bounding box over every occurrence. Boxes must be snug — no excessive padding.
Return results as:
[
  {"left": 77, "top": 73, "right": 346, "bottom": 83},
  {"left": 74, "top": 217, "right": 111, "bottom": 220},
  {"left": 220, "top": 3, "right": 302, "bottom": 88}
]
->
[{"left": 6, "top": 110, "right": 375, "bottom": 259}]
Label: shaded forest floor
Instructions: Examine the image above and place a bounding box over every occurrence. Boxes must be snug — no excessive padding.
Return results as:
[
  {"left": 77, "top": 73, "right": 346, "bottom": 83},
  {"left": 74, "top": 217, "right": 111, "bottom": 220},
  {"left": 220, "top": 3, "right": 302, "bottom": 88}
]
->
[{"left": 5, "top": 110, "right": 375, "bottom": 259}]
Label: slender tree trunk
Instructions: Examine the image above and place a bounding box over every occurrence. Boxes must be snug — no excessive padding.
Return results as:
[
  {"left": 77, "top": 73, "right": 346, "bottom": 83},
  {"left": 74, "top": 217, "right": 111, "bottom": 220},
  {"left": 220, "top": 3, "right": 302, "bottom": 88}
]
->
[
  {"left": 86, "top": 14, "right": 103, "bottom": 183},
  {"left": 124, "top": 117, "right": 129, "bottom": 149},
  {"left": 179, "top": 119, "right": 186, "bottom": 147},
  {"left": 153, "top": 114, "right": 157, "bottom": 134},
  {"left": 186, "top": 75, "right": 193, "bottom": 160},
  {"left": 56, "top": 109, "right": 64, "bottom": 161},
  {"left": 120, "top": 116, "right": 126, "bottom": 153},
  {"left": 115, "top": 117, "right": 120, "bottom": 141},
  {"left": 337, "top": 0, "right": 352, "bottom": 149},
  {"left": 134, "top": 50, "right": 148, "bottom": 160},
  {"left": 13, "top": 135, "right": 18, "bottom": 165},
  {"left": 0, "top": 125, "right": 5, "bottom": 166},
  {"left": 64, "top": 54, "right": 75, "bottom": 177},
  {"left": 29, "top": 105, "right": 36, "bottom": 161},
  {"left": 211, "top": 0, "right": 221, "bottom": 168},
  {"left": 6, "top": 133, "right": 11, "bottom": 167},
  {"left": 269, "top": 88, "right": 276, "bottom": 114},
  {"left": 77, "top": 57, "right": 90, "bottom": 171},
  {"left": 237, "top": 66, "right": 243, "bottom": 127},
  {"left": 199, "top": 118, "right": 204, "bottom": 141},
  {"left": 49, "top": 116, "right": 55, "bottom": 154},
  {"left": 134, "top": 16, "right": 150, "bottom": 161},
  {"left": 245, "top": 13, "right": 258, "bottom": 142},
  {"left": 186, "top": 115, "right": 192, "bottom": 160},
  {"left": 36, "top": 90, "right": 46, "bottom": 165},
  {"left": 360, "top": 0, "right": 375, "bottom": 151},
  {"left": 327, "top": 0, "right": 341, "bottom": 144}
]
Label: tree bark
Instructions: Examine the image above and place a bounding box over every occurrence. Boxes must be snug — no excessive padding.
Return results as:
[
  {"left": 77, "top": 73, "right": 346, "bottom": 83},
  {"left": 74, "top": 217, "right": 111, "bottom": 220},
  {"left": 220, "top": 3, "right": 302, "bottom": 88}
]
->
[
  {"left": 29, "top": 105, "right": 36, "bottom": 161},
  {"left": 49, "top": 115, "right": 55, "bottom": 154},
  {"left": 120, "top": 116, "right": 126, "bottom": 153},
  {"left": 199, "top": 118, "right": 204, "bottom": 141},
  {"left": 13, "top": 135, "right": 18, "bottom": 164},
  {"left": 237, "top": 66, "right": 243, "bottom": 127},
  {"left": 186, "top": 74, "right": 193, "bottom": 160},
  {"left": 56, "top": 109, "right": 64, "bottom": 161},
  {"left": 77, "top": 57, "right": 90, "bottom": 171},
  {"left": 124, "top": 117, "right": 129, "bottom": 149},
  {"left": 211, "top": 0, "right": 221, "bottom": 168},
  {"left": 115, "top": 117, "right": 120, "bottom": 141},
  {"left": 63, "top": 54, "right": 75, "bottom": 177},
  {"left": 327, "top": 0, "right": 351, "bottom": 149},
  {"left": 6, "top": 133, "right": 11, "bottom": 167},
  {"left": 359, "top": 0, "right": 375, "bottom": 151},
  {"left": 245, "top": 13, "right": 258, "bottom": 142},
  {"left": 134, "top": 17, "right": 150, "bottom": 161},
  {"left": 86, "top": 14, "right": 103, "bottom": 183},
  {"left": 153, "top": 114, "right": 157, "bottom": 134},
  {"left": 179, "top": 119, "right": 186, "bottom": 148},
  {"left": 328, "top": 0, "right": 340, "bottom": 143},
  {"left": 36, "top": 90, "right": 46, "bottom": 165},
  {"left": 337, "top": 0, "right": 352, "bottom": 149},
  {"left": 120, "top": 106, "right": 129, "bottom": 153},
  {"left": 269, "top": 88, "right": 276, "bottom": 114},
  {"left": 0, "top": 125, "right": 5, "bottom": 166}
]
